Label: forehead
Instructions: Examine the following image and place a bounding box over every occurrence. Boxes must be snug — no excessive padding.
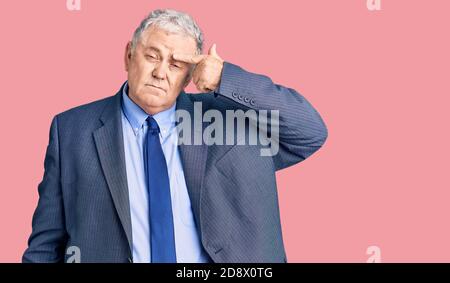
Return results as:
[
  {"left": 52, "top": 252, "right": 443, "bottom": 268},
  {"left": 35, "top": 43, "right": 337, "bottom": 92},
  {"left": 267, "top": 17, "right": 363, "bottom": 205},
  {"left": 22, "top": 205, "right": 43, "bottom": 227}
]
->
[{"left": 139, "top": 25, "right": 197, "bottom": 56}]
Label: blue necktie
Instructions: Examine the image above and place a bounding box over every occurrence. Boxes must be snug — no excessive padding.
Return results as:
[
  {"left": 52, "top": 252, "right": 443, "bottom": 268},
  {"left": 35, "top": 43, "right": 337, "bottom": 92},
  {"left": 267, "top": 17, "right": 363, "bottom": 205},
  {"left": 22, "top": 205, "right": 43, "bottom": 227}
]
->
[{"left": 145, "top": 116, "right": 176, "bottom": 263}]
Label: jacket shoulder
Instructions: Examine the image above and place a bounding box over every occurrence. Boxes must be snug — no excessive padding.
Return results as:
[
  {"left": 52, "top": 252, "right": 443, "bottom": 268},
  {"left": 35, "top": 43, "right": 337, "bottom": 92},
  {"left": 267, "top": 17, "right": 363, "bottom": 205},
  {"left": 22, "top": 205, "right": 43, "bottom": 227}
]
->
[{"left": 56, "top": 95, "right": 116, "bottom": 123}]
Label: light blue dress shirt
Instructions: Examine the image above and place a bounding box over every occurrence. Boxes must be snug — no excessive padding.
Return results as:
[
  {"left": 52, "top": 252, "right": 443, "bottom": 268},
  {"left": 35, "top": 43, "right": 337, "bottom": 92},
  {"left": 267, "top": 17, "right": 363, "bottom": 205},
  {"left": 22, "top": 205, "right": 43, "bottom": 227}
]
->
[{"left": 121, "top": 82, "right": 210, "bottom": 263}]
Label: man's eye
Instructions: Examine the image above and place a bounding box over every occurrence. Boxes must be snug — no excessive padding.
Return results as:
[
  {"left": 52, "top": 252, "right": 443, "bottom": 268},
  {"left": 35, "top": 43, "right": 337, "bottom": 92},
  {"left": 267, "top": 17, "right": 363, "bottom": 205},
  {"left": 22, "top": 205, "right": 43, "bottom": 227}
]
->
[
  {"left": 145, "top": 54, "right": 157, "bottom": 60},
  {"left": 171, "top": 64, "right": 181, "bottom": 69}
]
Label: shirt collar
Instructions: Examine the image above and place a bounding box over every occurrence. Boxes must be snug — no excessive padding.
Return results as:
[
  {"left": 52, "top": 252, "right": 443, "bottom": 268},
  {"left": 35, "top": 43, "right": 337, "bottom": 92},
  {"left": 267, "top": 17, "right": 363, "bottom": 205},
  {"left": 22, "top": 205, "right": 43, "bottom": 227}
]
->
[{"left": 121, "top": 81, "right": 176, "bottom": 139}]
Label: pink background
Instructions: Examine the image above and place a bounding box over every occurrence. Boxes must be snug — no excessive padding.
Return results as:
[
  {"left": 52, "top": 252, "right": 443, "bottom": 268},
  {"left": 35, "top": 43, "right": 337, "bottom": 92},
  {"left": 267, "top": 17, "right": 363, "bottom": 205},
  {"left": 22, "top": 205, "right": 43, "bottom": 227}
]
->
[{"left": 1, "top": 0, "right": 449, "bottom": 262}]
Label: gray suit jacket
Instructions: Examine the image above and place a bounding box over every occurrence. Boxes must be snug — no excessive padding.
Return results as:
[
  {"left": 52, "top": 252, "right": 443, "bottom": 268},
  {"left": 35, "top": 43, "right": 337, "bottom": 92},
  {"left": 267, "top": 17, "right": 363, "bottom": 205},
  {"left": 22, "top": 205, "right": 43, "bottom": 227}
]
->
[{"left": 22, "top": 62, "right": 328, "bottom": 263}]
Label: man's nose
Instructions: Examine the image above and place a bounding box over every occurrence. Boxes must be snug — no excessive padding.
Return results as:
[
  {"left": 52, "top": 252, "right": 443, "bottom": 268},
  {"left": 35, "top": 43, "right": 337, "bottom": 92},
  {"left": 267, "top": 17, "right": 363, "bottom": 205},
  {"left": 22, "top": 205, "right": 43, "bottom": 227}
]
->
[{"left": 152, "top": 62, "right": 167, "bottom": 80}]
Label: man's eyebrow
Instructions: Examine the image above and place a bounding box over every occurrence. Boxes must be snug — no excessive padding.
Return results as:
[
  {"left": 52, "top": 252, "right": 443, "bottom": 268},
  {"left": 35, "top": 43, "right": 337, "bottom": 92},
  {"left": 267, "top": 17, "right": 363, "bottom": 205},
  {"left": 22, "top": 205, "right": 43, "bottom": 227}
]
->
[
  {"left": 144, "top": 46, "right": 161, "bottom": 53},
  {"left": 143, "top": 46, "right": 187, "bottom": 65},
  {"left": 169, "top": 54, "right": 188, "bottom": 65},
  {"left": 171, "top": 58, "right": 187, "bottom": 64}
]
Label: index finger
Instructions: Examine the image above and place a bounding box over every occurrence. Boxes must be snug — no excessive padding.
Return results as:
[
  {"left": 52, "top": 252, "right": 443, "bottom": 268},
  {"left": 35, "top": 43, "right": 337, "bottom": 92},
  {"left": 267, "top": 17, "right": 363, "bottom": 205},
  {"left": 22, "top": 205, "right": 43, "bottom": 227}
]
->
[{"left": 172, "top": 53, "right": 206, "bottom": 64}]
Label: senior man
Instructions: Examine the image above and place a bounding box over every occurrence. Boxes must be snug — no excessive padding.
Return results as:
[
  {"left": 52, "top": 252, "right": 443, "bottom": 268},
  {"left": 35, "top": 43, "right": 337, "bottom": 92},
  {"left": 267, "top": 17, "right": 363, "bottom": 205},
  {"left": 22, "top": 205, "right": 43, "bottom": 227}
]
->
[{"left": 23, "top": 9, "right": 328, "bottom": 263}]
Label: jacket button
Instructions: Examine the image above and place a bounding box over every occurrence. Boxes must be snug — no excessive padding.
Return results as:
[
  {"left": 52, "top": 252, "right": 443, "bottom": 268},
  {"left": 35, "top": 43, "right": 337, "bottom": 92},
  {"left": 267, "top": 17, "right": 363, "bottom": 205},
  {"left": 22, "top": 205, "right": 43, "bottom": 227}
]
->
[
  {"left": 250, "top": 99, "right": 256, "bottom": 106},
  {"left": 238, "top": 94, "right": 243, "bottom": 100},
  {"left": 244, "top": 97, "right": 250, "bottom": 103},
  {"left": 232, "top": 92, "right": 238, "bottom": 98}
]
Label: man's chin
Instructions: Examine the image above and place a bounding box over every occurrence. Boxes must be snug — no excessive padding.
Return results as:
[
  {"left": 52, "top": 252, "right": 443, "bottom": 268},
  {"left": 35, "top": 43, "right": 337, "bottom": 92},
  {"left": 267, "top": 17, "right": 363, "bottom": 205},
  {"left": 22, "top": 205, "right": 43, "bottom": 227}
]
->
[{"left": 141, "top": 94, "right": 169, "bottom": 110}]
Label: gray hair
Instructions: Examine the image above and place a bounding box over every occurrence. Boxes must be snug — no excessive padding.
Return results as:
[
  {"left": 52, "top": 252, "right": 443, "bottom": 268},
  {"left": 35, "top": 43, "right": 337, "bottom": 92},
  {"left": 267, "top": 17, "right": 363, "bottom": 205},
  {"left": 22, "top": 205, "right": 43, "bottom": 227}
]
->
[{"left": 131, "top": 9, "right": 204, "bottom": 54}]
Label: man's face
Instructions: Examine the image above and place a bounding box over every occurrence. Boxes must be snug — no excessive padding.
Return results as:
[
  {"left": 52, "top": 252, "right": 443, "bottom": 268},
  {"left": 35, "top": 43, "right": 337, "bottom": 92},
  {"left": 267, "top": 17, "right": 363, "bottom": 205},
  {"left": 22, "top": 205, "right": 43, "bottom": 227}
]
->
[{"left": 125, "top": 25, "right": 197, "bottom": 114}]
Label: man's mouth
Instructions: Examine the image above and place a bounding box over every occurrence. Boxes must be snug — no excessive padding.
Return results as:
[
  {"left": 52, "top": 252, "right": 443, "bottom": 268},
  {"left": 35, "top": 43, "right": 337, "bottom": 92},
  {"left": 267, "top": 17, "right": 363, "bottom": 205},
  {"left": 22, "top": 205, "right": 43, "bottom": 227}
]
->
[{"left": 145, "top": 84, "right": 166, "bottom": 92}]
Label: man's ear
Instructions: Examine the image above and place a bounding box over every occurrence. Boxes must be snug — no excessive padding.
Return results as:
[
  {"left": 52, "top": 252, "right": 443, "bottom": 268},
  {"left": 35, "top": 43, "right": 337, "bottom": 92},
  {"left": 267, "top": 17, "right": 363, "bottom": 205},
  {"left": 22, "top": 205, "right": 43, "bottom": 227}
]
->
[{"left": 124, "top": 42, "right": 132, "bottom": 72}]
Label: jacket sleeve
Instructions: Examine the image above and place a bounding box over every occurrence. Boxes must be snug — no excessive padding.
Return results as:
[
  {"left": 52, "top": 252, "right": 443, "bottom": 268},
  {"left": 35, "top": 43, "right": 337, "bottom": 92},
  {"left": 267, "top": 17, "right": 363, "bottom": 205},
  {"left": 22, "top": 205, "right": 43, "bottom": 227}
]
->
[
  {"left": 214, "top": 62, "right": 328, "bottom": 170},
  {"left": 22, "top": 115, "right": 68, "bottom": 263}
]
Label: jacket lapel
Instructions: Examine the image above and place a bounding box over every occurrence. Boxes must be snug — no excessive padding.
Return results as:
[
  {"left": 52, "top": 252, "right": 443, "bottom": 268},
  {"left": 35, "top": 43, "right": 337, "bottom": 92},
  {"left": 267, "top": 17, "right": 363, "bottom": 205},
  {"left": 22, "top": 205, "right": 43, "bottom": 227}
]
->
[
  {"left": 176, "top": 92, "right": 210, "bottom": 233},
  {"left": 93, "top": 90, "right": 133, "bottom": 254}
]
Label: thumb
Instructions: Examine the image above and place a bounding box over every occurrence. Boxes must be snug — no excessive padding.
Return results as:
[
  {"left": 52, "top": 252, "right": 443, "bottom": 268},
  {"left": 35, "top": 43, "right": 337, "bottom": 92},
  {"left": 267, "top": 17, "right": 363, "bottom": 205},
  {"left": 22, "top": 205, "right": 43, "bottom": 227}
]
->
[{"left": 208, "top": 43, "right": 218, "bottom": 57}]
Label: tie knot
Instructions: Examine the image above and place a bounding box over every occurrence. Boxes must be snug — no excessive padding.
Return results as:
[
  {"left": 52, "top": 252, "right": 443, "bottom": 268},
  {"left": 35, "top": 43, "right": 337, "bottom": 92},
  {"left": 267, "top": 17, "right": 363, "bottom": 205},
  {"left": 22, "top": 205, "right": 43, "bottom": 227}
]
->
[{"left": 146, "top": 116, "right": 160, "bottom": 134}]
